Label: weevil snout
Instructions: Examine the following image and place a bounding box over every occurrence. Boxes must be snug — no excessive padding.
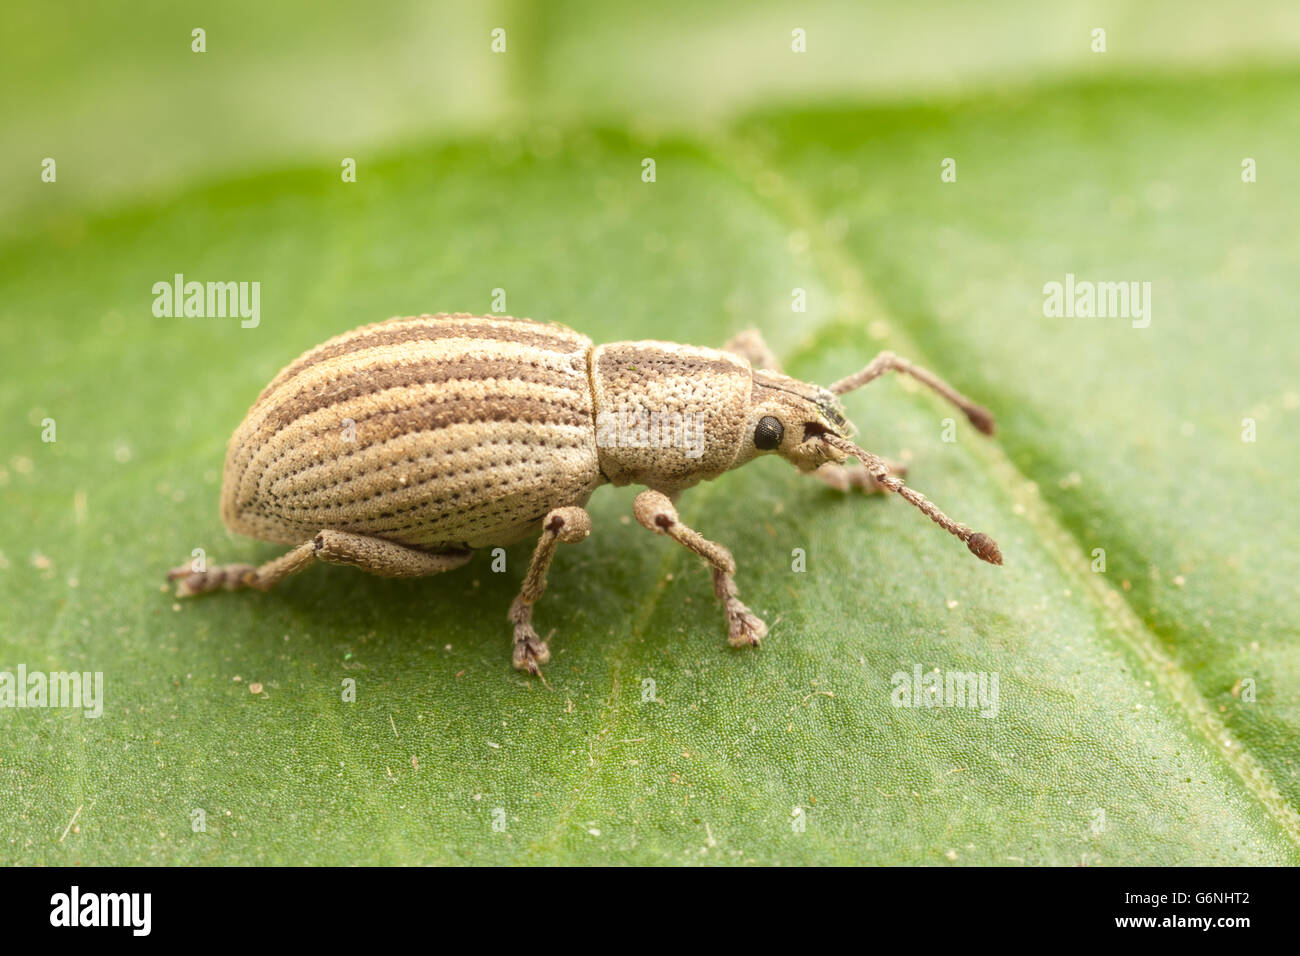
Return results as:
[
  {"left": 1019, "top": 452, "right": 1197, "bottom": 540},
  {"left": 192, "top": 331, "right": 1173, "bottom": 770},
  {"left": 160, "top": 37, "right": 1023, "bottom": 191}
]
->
[
  {"left": 744, "top": 369, "right": 854, "bottom": 471},
  {"left": 790, "top": 423, "right": 852, "bottom": 472}
]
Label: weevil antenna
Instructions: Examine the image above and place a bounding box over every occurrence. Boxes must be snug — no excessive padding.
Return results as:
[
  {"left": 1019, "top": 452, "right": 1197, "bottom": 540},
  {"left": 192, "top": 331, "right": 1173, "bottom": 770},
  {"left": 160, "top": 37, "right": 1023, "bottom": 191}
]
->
[
  {"left": 821, "top": 433, "right": 1003, "bottom": 565},
  {"left": 828, "top": 352, "right": 995, "bottom": 436}
]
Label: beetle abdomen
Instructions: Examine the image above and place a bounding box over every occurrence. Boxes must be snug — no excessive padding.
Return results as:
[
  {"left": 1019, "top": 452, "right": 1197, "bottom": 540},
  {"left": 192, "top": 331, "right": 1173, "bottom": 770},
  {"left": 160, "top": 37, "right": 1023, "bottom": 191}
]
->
[{"left": 221, "top": 314, "right": 602, "bottom": 549}]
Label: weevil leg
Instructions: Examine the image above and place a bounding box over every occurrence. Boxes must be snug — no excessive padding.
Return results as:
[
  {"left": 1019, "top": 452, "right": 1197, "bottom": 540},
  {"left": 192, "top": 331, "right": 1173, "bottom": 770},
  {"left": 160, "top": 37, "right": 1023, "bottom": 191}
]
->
[
  {"left": 807, "top": 456, "right": 908, "bottom": 495},
  {"left": 722, "top": 329, "right": 782, "bottom": 372},
  {"left": 168, "top": 531, "right": 471, "bottom": 596},
  {"left": 310, "top": 531, "right": 473, "bottom": 578},
  {"left": 632, "top": 490, "right": 767, "bottom": 649},
  {"left": 168, "top": 545, "right": 312, "bottom": 596},
  {"left": 509, "top": 506, "right": 592, "bottom": 675}
]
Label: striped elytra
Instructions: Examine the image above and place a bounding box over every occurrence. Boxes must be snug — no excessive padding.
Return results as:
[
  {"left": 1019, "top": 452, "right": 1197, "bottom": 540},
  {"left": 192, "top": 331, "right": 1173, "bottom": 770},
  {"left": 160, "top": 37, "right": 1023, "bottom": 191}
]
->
[
  {"left": 178, "top": 312, "right": 1001, "bottom": 674},
  {"left": 221, "top": 314, "right": 604, "bottom": 550}
]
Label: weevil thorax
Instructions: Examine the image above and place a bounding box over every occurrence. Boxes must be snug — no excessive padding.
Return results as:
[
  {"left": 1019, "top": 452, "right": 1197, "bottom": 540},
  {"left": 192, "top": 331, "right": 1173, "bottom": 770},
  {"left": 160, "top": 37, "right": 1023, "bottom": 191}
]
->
[
  {"left": 734, "top": 368, "right": 855, "bottom": 472},
  {"left": 589, "top": 340, "right": 754, "bottom": 494}
]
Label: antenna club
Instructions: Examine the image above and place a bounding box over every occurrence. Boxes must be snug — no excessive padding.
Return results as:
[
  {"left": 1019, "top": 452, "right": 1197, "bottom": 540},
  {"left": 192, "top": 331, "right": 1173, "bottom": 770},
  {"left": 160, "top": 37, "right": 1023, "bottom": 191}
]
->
[
  {"left": 967, "top": 406, "right": 996, "bottom": 436},
  {"left": 966, "top": 532, "right": 1003, "bottom": 565}
]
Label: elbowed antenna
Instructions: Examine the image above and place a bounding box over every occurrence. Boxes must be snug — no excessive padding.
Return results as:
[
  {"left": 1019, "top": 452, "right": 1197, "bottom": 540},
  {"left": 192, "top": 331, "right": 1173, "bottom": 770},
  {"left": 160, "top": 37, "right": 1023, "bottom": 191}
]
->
[
  {"left": 828, "top": 351, "right": 995, "bottom": 436},
  {"left": 821, "top": 433, "right": 1003, "bottom": 565}
]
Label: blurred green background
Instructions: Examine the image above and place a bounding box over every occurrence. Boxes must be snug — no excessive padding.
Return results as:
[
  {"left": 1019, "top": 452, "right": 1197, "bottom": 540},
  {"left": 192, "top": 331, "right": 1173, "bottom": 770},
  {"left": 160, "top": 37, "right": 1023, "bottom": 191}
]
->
[{"left": 1, "top": 2, "right": 1297, "bottom": 865}]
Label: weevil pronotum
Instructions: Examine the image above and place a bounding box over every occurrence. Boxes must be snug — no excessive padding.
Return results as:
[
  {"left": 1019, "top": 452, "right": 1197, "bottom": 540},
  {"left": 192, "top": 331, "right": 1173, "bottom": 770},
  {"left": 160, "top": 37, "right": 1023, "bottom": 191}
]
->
[{"left": 169, "top": 314, "right": 1001, "bottom": 674}]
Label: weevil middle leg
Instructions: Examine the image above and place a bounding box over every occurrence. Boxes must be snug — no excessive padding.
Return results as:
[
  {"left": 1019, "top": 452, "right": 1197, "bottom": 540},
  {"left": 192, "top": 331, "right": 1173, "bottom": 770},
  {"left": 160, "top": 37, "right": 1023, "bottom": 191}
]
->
[
  {"left": 810, "top": 455, "right": 909, "bottom": 494},
  {"left": 633, "top": 490, "right": 767, "bottom": 649}
]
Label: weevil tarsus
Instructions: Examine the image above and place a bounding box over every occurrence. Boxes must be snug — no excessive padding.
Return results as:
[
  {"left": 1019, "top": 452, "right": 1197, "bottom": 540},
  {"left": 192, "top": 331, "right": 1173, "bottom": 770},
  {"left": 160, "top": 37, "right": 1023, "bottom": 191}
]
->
[{"left": 808, "top": 454, "right": 908, "bottom": 494}]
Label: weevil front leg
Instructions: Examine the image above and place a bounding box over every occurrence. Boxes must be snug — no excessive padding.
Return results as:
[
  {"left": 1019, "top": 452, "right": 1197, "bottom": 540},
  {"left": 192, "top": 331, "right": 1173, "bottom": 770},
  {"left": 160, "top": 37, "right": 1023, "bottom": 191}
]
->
[
  {"left": 722, "top": 328, "right": 782, "bottom": 372},
  {"left": 508, "top": 506, "right": 592, "bottom": 675},
  {"left": 633, "top": 490, "right": 767, "bottom": 648},
  {"left": 809, "top": 456, "right": 908, "bottom": 495},
  {"left": 168, "top": 531, "right": 472, "bottom": 595}
]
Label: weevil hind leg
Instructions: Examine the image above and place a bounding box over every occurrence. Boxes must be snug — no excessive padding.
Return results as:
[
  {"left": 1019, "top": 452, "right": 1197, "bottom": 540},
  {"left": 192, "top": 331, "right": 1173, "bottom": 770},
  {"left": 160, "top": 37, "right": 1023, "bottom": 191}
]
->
[
  {"left": 168, "top": 531, "right": 472, "bottom": 596},
  {"left": 632, "top": 490, "right": 767, "bottom": 649},
  {"left": 508, "top": 507, "right": 592, "bottom": 675},
  {"left": 808, "top": 456, "right": 908, "bottom": 495},
  {"left": 168, "top": 543, "right": 314, "bottom": 596}
]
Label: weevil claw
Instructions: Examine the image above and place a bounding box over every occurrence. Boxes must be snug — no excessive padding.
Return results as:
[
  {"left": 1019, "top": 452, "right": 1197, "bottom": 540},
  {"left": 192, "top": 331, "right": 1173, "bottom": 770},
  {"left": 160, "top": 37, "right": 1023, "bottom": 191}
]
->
[
  {"left": 509, "top": 597, "right": 552, "bottom": 674},
  {"left": 726, "top": 601, "right": 768, "bottom": 648},
  {"left": 511, "top": 628, "right": 551, "bottom": 674},
  {"left": 512, "top": 641, "right": 550, "bottom": 675},
  {"left": 167, "top": 562, "right": 257, "bottom": 596}
]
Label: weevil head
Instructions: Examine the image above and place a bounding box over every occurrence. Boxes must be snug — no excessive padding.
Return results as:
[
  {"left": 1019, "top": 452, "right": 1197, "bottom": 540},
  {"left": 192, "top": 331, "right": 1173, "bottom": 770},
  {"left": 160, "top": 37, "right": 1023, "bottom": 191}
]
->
[
  {"left": 589, "top": 341, "right": 859, "bottom": 493},
  {"left": 737, "top": 367, "right": 1003, "bottom": 566},
  {"left": 734, "top": 368, "right": 856, "bottom": 472}
]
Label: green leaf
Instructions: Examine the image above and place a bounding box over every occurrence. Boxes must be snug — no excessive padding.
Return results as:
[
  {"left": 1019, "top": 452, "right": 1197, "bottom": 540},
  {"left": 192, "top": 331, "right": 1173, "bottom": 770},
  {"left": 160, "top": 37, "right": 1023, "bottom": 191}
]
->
[{"left": 2, "top": 82, "right": 1296, "bottom": 863}]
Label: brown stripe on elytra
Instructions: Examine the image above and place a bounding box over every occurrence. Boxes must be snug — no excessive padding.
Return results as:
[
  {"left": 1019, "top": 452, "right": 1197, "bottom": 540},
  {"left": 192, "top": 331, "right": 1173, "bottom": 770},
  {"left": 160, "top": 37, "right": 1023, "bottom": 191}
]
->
[
  {"left": 233, "top": 370, "right": 589, "bottom": 511},
  {"left": 225, "top": 345, "right": 590, "bottom": 524},
  {"left": 257, "top": 316, "right": 588, "bottom": 404},
  {"left": 251, "top": 422, "right": 594, "bottom": 531},
  {"left": 275, "top": 462, "right": 590, "bottom": 540},
  {"left": 264, "top": 393, "right": 593, "bottom": 503},
  {"left": 253, "top": 355, "right": 586, "bottom": 440},
  {"left": 260, "top": 377, "right": 587, "bottom": 455}
]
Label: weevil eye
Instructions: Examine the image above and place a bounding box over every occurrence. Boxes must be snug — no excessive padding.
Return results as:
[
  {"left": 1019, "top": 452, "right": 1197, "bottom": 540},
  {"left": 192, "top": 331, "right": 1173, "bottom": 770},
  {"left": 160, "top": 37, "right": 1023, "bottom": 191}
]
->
[{"left": 753, "top": 416, "right": 784, "bottom": 450}]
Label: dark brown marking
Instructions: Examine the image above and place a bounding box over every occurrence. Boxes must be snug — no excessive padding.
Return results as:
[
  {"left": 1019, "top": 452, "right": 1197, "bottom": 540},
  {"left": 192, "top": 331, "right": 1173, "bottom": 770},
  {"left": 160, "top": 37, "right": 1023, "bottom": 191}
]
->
[
  {"left": 258, "top": 317, "right": 588, "bottom": 404},
  {"left": 254, "top": 357, "right": 588, "bottom": 440}
]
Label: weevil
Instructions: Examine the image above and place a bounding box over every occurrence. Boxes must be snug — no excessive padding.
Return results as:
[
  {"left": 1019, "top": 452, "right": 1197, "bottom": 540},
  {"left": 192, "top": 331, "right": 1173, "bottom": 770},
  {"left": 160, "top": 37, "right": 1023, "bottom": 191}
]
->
[{"left": 169, "top": 313, "right": 1001, "bottom": 674}]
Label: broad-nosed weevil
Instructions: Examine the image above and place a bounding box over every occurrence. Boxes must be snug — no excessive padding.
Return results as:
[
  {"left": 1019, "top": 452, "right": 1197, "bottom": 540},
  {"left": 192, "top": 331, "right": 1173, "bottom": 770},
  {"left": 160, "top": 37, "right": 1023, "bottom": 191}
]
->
[{"left": 169, "top": 314, "right": 1000, "bottom": 675}]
